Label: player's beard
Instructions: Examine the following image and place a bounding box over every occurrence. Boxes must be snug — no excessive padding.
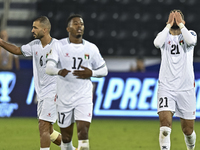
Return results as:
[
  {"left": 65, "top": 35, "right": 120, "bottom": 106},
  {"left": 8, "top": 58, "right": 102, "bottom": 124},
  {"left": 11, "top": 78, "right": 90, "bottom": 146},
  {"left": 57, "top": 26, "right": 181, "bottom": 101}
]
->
[
  {"left": 33, "top": 31, "right": 44, "bottom": 39},
  {"left": 34, "top": 35, "right": 44, "bottom": 39},
  {"left": 76, "top": 30, "right": 84, "bottom": 39},
  {"left": 76, "top": 34, "right": 82, "bottom": 38}
]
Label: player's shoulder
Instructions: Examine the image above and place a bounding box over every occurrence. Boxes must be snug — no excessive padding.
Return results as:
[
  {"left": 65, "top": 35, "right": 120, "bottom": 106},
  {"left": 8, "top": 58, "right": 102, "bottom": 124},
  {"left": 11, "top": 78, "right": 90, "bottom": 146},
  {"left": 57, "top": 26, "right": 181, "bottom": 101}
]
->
[
  {"left": 83, "top": 39, "right": 98, "bottom": 50},
  {"left": 189, "top": 30, "right": 197, "bottom": 37},
  {"left": 51, "top": 38, "right": 58, "bottom": 43},
  {"left": 48, "top": 38, "right": 58, "bottom": 46},
  {"left": 58, "top": 37, "right": 70, "bottom": 46},
  {"left": 27, "top": 39, "right": 41, "bottom": 46}
]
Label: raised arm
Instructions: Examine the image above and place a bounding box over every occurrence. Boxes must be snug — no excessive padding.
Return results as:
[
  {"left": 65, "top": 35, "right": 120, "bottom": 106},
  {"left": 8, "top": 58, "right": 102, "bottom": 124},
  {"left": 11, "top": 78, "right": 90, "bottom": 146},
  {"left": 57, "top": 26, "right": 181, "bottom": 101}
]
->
[
  {"left": 153, "top": 26, "right": 170, "bottom": 49},
  {"left": 174, "top": 11, "right": 197, "bottom": 46},
  {"left": 0, "top": 38, "right": 22, "bottom": 55},
  {"left": 154, "top": 12, "right": 175, "bottom": 48}
]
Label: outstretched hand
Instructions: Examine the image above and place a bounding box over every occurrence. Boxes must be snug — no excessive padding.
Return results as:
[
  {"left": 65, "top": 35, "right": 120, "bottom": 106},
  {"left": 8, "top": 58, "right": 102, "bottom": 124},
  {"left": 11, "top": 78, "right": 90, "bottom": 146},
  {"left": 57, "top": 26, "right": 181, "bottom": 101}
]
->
[
  {"left": 58, "top": 69, "right": 71, "bottom": 77},
  {"left": 166, "top": 11, "right": 175, "bottom": 27},
  {"left": 73, "top": 66, "right": 92, "bottom": 79}
]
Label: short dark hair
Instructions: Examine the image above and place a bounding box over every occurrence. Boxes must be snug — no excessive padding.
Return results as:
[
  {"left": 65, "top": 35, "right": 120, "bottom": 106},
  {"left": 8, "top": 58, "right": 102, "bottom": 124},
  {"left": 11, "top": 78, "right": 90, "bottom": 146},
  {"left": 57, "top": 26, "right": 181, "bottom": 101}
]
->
[
  {"left": 67, "top": 14, "right": 82, "bottom": 27},
  {"left": 170, "top": 9, "right": 184, "bottom": 20},
  {"left": 34, "top": 16, "right": 51, "bottom": 31}
]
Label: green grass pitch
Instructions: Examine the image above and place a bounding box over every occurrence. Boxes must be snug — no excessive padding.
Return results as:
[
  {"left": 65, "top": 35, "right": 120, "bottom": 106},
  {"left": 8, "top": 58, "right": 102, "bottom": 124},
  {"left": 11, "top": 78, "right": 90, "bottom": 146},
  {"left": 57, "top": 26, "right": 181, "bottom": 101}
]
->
[{"left": 0, "top": 117, "right": 200, "bottom": 150}]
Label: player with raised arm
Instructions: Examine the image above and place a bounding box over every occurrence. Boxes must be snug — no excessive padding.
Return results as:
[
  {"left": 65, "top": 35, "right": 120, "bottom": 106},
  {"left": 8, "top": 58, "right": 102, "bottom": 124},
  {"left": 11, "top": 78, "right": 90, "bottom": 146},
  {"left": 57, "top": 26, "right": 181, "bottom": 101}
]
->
[
  {"left": 46, "top": 14, "right": 108, "bottom": 150},
  {"left": 0, "top": 16, "right": 67, "bottom": 150},
  {"left": 154, "top": 10, "right": 197, "bottom": 150}
]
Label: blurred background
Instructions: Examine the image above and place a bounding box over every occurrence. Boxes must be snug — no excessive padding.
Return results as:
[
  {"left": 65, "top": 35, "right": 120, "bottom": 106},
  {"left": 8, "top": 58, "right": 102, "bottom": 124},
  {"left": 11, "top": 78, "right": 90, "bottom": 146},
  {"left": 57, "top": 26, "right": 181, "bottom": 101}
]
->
[
  {"left": 2, "top": 0, "right": 200, "bottom": 71},
  {"left": 1, "top": 0, "right": 200, "bottom": 119}
]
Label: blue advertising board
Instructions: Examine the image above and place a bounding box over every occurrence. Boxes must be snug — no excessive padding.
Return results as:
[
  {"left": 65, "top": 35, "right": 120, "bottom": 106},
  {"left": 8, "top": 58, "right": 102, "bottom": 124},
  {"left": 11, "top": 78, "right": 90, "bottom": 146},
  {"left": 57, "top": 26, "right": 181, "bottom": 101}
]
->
[
  {"left": 0, "top": 70, "right": 36, "bottom": 117},
  {"left": 1, "top": 70, "right": 200, "bottom": 118},
  {"left": 91, "top": 72, "right": 159, "bottom": 118}
]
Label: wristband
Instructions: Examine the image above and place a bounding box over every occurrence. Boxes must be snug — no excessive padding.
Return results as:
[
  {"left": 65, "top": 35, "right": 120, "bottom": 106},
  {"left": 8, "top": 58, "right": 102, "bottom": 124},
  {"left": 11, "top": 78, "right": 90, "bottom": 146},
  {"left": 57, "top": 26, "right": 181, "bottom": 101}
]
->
[
  {"left": 178, "top": 23, "right": 184, "bottom": 29},
  {"left": 166, "top": 24, "right": 171, "bottom": 29}
]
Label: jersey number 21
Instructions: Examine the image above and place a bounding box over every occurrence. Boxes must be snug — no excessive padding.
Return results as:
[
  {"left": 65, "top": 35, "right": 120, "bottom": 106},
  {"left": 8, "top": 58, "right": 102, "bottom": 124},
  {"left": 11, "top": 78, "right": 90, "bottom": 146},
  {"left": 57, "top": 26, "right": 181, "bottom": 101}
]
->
[{"left": 171, "top": 44, "right": 180, "bottom": 55}]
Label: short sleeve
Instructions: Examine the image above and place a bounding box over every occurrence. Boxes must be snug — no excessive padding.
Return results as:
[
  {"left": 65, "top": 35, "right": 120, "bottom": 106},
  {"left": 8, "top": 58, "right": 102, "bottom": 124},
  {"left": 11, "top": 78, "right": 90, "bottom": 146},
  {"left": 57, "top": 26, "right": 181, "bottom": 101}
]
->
[
  {"left": 21, "top": 42, "right": 33, "bottom": 57},
  {"left": 47, "top": 41, "right": 60, "bottom": 64},
  {"left": 91, "top": 44, "right": 106, "bottom": 69}
]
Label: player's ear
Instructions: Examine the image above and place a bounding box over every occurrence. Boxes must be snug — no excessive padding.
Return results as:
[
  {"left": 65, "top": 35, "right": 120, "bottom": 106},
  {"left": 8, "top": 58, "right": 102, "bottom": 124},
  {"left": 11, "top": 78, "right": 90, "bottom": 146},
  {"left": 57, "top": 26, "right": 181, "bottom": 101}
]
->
[
  {"left": 66, "top": 27, "right": 71, "bottom": 32},
  {"left": 66, "top": 27, "right": 70, "bottom": 33},
  {"left": 44, "top": 28, "right": 49, "bottom": 33}
]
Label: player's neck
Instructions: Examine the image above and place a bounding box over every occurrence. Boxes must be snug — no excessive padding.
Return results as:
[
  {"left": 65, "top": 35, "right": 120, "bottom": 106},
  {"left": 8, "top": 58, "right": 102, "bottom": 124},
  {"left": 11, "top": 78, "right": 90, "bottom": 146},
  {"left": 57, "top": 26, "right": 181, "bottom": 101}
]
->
[
  {"left": 40, "top": 35, "right": 52, "bottom": 47},
  {"left": 170, "top": 29, "right": 181, "bottom": 35},
  {"left": 69, "top": 36, "right": 83, "bottom": 44}
]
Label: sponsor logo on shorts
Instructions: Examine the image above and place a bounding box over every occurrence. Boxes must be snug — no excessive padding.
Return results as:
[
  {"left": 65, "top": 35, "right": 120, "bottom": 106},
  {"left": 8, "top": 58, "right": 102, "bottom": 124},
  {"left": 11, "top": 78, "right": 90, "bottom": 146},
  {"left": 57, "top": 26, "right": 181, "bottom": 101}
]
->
[
  {"left": 47, "top": 113, "right": 51, "bottom": 117},
  {"left": 88, "top": 113, "right": 91, "bottom": 117},
  {"left": 193, "top": 111, "right": 195, "bottom": 115}
]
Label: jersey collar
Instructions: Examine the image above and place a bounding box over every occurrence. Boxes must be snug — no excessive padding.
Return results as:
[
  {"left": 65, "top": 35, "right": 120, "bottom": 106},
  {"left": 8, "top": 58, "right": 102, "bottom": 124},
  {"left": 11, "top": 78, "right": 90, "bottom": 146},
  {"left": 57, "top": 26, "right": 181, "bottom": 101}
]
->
[{"left": 67, "top": 37, "right": 85, "bottom": 45}]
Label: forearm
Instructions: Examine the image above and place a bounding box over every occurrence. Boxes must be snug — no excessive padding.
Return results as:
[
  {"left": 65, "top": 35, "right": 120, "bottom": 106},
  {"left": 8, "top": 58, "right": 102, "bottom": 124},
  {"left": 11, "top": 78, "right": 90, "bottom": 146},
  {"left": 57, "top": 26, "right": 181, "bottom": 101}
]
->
[
  {"left": 92, "top": 64, "right": 108, "bottom": 78},
  {"left": 179, "top": 23, "right": 197, "bottom": 46},
  {"left": 0, "top": 40, "right": 22, "bottom": 55},
  {"left": 46, "top": 60, "right": 60, "bottom": 75},
  {"left": 154, "top": 24, "right": 170, "bottom": 48}
]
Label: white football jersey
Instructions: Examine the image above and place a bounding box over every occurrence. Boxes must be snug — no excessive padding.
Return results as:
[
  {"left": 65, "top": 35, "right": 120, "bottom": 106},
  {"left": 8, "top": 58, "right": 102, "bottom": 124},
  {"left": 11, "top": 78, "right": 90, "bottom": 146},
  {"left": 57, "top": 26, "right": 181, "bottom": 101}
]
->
[
  {"left": 21, "top": 38, "right": 58, "bottom": 100},
  {"left": 158, "top": 31, "right": 197, "bottom": 91},
  {"left": 47, "top": 38, "right": 106, "bottom": 106}
]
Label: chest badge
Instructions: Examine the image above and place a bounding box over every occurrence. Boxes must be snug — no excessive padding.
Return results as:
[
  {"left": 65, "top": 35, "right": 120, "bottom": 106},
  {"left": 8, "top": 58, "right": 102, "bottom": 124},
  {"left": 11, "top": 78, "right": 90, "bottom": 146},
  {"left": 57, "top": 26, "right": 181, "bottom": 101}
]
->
[
  {"left": 179, "top": 40, "right": 184, "bottom": 45},
  {"left": 85, "top": 54, "right": 89, "bottom": 60}
]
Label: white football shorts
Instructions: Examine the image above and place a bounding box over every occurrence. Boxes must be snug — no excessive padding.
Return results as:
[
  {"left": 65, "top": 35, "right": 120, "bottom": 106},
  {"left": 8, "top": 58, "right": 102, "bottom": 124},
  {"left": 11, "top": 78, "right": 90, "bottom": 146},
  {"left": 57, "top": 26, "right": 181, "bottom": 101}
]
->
[
  {"left": 157, "top": 88, "right": 196, "bottom": 120},
  {"left": 37, "top": 97, "right": 57, "bottom": 123},
  {"left": 57, "top": 102, "right": 93, "bottom": 128}
]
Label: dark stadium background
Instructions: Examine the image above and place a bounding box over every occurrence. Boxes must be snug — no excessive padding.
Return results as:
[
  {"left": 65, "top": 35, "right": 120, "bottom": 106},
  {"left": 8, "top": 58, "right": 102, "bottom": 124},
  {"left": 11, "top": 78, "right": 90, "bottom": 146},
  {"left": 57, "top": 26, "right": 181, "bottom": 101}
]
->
[
  {"left": 35, "top": 0, "right": 200, "bottom": 58},
  {"left": 2, "top": 0, "right": 199, "bottom": 58}
]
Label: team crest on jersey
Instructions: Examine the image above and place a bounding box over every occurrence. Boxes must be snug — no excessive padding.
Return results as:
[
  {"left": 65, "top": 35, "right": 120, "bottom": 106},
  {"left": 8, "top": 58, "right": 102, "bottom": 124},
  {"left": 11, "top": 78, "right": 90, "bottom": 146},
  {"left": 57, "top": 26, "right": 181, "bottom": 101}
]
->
[
  {"left": 46, "top": 49, "right": 52, "bottom": 58},
  {"left": 85, "top": 54, "right": 89, "bottom": 60},
  {"left": 179, "top": 40, "right": 184, "bottom": 45}
]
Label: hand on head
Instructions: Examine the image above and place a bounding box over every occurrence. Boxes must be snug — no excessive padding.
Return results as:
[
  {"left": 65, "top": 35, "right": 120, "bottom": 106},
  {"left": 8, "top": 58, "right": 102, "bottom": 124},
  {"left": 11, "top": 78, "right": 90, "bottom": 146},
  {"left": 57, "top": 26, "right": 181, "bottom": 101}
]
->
[
  {"left": 167, "top": 11, "right": 185, "bottom": 27},
  {"left": 167, "top": 11, "right": 175, "bottom": 27},
  {"left": 174, "top": 11, "right": 185, "bottom": 25}
]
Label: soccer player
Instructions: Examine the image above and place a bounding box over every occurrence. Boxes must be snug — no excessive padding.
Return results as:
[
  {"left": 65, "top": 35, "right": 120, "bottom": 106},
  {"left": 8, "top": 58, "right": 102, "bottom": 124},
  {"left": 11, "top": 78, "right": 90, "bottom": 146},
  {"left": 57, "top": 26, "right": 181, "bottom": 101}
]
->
[
  {"left": 154, "top": 10, "right": 197, "bottom": 150},
  {"left": 46, "top": 14, "right": 108, "bottom": 150},
  {"left": 0, "top": 16, "right": 62, "bottom": 150}
]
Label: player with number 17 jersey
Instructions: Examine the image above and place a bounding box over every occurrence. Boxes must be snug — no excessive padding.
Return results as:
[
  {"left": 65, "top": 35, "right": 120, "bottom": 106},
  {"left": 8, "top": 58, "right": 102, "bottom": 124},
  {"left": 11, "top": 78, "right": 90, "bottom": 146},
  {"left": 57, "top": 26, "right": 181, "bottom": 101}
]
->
[{"left": 47, "top": 37, "right": 106, "bottom": 106}]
